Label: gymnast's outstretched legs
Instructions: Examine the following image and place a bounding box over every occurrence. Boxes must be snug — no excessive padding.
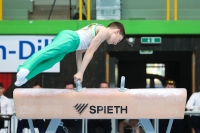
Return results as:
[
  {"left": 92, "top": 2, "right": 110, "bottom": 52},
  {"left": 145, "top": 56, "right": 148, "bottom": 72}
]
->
[{"left": 15, "top": 30, "right": 80, "bottom": 86}]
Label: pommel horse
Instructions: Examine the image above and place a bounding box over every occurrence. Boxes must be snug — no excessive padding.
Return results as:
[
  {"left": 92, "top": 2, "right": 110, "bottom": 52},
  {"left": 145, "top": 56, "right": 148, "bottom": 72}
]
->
[{"left": 13, "top": 77, "right": 187, "bottom": 133}]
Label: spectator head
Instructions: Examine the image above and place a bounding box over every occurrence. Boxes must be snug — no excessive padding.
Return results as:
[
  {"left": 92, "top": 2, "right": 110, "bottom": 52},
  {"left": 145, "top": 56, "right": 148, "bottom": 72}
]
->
[
  {"left": 65, "top": 81, "right": 75, "bottom": 89},
  {"left": 99, "top": 81, "right": 109, "bottom": 88},
  {"left": 165, "top": 80, "right": 176, "bottom": 88},
  {"left": 33, "top": 81, "right": 41, "bottom": 88}
]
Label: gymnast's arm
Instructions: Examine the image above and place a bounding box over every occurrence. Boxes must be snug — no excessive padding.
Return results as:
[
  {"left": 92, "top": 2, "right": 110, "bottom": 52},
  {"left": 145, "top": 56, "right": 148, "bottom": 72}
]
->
[
  {"left": 74, "top": 27, "right": 108, "bottom": 81},
  {"left": 76, "top": 50, "right": 86, "bottom": 72}
]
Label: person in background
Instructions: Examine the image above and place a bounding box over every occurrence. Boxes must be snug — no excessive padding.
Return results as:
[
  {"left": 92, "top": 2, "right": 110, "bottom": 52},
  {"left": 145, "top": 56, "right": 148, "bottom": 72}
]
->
[
  {"left": 56, "top": 81, "right": 82, "bottom": 133},
  {"left": 186, "top": 86, "right": 200, "bottom": 133},
  {"left": 65, "top": 81, "right": 75, "bottom": 89},
  {"left": 0, "top": 83, "right": 12, "bottom": 130},
  {"left": 17, "top": 82, "right": 45, "bottom": 133},
  {"left": 159, "top": 80, "right": 184, "bottom": 133},
  {"left": 88, "top": 81, "right": 112, "bottom": 133}
]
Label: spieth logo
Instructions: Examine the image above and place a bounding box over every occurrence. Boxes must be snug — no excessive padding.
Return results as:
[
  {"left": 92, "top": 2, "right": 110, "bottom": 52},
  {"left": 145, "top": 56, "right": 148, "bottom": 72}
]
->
[
  {"left": 74, "top": 103, "right": 89, "bottom": 115},
  {"left": 74, "top": 104, "right": 128, "bottom": 115}
]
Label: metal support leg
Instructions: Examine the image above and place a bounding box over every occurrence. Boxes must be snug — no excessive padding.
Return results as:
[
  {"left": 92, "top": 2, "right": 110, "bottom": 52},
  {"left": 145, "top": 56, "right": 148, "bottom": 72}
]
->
[
  {"left": 28, "top": 119, "right": 35, "bottom": 133},
  {"left": 111, "top": 119, "right": 117, "bottom": 133},
  {"left": 83, "top": 119, "right": 85, "bottom": 133},
  {"left": 139, "top": 119, "right": 155, "bottom": 133},
  {"left": 45, "top": 119, "right": 61, "bottom": 133},
  {"left": 153, "top": 119, "right": 159, "bottom": 133},
  {"left": 166, "top": 119, "right": 173, "bottom": 133}
]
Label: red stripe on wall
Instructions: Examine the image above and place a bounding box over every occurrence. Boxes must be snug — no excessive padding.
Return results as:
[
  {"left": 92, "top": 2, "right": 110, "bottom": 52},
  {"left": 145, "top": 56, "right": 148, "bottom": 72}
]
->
[{"left": 0, "top": 73, "right": 13, "bottom": 93}]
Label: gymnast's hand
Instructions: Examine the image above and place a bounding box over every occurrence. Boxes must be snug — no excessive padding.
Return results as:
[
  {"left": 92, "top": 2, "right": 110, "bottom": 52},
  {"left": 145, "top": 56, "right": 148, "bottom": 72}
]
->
[{"left": 74, "top": 72, "right": 83, "bottom": 83}]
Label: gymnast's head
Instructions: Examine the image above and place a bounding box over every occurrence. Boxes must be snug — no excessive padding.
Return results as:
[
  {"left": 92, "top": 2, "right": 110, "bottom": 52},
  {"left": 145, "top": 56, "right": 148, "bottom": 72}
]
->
[
  {"left": 164, "top": 79, "right": 176, "bottom": 88},
  {"left": 106, "top": 22, "right": 125, "bottom": 45}
]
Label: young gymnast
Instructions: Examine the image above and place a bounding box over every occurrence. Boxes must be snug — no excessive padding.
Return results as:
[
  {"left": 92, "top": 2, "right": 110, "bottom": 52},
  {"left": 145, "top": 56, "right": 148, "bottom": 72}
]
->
[{"left": 15, "top": 22, "right": 125, "bottom": 86}]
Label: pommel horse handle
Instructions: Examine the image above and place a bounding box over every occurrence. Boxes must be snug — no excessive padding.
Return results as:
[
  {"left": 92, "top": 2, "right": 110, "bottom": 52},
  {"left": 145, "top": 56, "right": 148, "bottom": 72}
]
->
[
  {"left": 74, "top": 79, "right": 82, "bottom": 92},
  {"left": 119, "top": 76, "right": 127, "bottom": 92},
  {"left": 74, "top": 76, "right": 127, "bottom": 92}
]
